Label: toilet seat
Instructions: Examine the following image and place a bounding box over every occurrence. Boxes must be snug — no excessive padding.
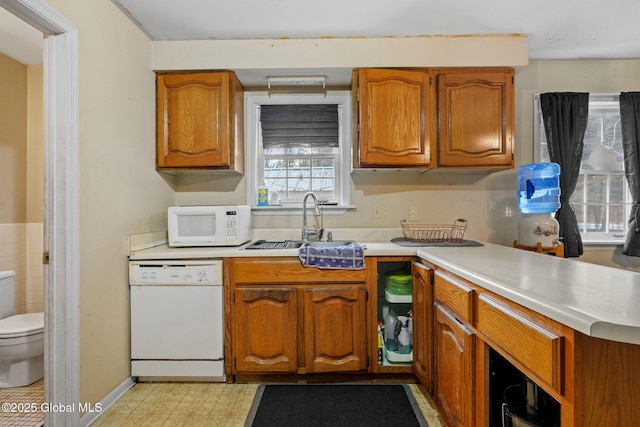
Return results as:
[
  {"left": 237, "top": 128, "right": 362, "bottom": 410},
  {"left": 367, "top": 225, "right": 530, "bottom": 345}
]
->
[{"left": 0, "top": 313, "right": 44, "bottom": 339}]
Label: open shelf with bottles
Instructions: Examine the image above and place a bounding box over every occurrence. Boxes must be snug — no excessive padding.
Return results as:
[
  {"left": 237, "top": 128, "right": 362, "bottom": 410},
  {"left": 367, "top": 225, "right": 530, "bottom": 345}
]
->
[{"left": 370, "top": 257, "right": 415, "bottom": 373}]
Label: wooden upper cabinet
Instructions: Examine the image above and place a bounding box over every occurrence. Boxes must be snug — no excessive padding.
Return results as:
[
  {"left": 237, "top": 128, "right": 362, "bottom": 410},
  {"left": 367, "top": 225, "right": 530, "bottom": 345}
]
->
[
  {"left": 437, "top": 69, "right": 514, "bottom": 168},
  {"left": 354, "top": 68, "right": 434, "bottom": 168},
  {"left": 156, "top": 71, "right": 244, "bottom": 172}
]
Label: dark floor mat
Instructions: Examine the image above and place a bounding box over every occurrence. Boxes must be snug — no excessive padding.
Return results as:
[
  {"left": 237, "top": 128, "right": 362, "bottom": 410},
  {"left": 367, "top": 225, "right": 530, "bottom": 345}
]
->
[{"left": 244, "top": 384, "right": 429, "bottom": 427}]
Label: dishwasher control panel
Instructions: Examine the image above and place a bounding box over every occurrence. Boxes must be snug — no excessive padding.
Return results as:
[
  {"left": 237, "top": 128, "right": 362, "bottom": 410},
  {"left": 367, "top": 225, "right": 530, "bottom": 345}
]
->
[{"left": 129, "top": 260, "right": 222, "bottom": 285}]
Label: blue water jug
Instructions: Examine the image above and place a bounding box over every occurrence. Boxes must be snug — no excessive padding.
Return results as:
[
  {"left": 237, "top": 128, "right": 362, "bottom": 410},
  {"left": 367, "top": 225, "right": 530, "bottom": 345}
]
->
[{"left": 517, "top": 163, "right": 561, "bottom": 214}]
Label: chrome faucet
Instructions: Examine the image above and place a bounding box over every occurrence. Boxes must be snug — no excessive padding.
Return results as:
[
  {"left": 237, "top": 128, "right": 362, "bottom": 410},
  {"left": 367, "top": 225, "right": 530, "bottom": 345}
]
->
[{"left": 302, "top": 192, "right": 324, "bottom": 241}]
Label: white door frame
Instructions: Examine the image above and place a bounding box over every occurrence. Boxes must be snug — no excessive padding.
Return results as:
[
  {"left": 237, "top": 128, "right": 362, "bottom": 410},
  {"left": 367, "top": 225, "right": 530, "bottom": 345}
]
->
[{"left": 0, "top": 1, "right": 79, "bottom": 426}]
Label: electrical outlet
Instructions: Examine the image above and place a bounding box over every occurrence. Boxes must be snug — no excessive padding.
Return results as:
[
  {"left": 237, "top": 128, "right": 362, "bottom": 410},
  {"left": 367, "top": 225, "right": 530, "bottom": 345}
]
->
[
  {"left": 409, "top": 206, "right": 418, "bottom": 222},
  {"left": 373, "top": 204, "right": 381, "bottom": 218}
]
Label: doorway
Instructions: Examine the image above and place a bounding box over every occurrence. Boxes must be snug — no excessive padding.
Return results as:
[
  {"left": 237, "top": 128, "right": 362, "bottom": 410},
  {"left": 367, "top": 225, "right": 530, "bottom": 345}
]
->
[{"left": 0, "top": 1, "right": 79, "bottom": 426}]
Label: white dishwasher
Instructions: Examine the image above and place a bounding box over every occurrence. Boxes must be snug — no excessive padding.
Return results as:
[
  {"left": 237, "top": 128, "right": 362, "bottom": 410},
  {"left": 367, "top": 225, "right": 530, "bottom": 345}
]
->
[{"left": 129, "top": 259, "right": 224, "bottom": 381}]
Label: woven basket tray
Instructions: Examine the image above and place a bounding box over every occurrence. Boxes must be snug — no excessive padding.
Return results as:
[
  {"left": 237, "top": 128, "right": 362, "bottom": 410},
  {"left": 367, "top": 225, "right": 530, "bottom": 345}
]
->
[{"left": 400, "top": 218, "right": 468, "bottom": 243}]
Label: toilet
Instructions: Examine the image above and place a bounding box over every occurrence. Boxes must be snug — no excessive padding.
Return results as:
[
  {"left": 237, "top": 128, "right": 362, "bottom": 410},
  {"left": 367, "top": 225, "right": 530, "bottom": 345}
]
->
[{"left": 0, "top": 271, "right": 44, "bottom": 388}]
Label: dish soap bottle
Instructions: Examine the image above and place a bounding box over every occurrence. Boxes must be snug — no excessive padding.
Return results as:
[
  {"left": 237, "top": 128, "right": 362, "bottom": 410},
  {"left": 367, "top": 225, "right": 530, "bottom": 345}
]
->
[{"left": 257, "top": 182, "right": 269, "bottom": 206}]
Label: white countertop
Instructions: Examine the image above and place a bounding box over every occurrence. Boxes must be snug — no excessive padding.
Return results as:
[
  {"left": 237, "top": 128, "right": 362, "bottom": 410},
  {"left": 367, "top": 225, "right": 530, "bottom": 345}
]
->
[
  {"left": 416, "top": 242, "right": 640, "bottom": 346},
  {"left": 127, "top": 228, "right": 415, "bottom": 259},
  {"left": 128, "top": 236, "right": 640, "bottom": 346}
]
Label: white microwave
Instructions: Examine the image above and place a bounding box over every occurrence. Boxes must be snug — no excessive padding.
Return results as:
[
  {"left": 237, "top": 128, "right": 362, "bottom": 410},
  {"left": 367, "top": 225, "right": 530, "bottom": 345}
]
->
[{"left": 167, "top": 205, "right": 252, "bottom": 247}]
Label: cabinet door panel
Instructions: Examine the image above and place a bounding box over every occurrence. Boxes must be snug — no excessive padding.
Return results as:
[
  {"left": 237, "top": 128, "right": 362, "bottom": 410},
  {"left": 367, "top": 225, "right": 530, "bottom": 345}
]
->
[
  {"left": 157, "top": 72, "right": 239, "bottom": 169},
  {"left": 357, "top": 68, "right": 433, "bottom": 167},
  {"left": 304, "top": 286, "right": 367, "bottom": 372},
  {"left": 435, "top": 304, "right": 475, "bottom": 427},
  {"left": 438, "top": 70, "right": 514, "bottom": 168},
  {"left": 234, "top": 288, "right": 297, "bottom": 372},
  {"left": 412, "top": 262, "right": 433, "bottom": 391},
  {"left": 231, "top": 257, "right": 366, "bottom": 284},
  {"left": 434, "top": 270, "right": 475, "bottom": 324},
  {"left": 477, "top": 294, "right": 563, "bottom": 393}
]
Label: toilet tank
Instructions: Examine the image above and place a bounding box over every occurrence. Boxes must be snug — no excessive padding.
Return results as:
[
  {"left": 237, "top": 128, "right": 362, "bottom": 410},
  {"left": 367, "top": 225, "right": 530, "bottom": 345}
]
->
[{"left": 0, "top": 271, "right": 16, "bottom": 319}]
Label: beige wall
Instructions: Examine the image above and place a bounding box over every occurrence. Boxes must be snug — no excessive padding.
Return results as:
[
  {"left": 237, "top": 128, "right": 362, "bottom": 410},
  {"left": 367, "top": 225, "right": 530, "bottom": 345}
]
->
[
  {"left": 44, "top": 0, "right": 175, "bottom": 406},
  {"left": 174, "top": 170, "right": 518, "bottom": 243},
  {"left": 0, "top": 53, "right": 27, "bottom": 224},
  {"left": 25, "top": 66, "right": 45, "bottom": 314},
  {"left": 27, "top": 65, "right": 43, "bottom": 223}
]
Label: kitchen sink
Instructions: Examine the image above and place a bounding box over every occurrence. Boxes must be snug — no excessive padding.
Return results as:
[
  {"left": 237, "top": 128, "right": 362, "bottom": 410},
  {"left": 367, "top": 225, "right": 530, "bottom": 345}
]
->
[
  {"left": 244, "top": 240, "right": 304, "bottom": 250},
  {"left": 244, "top": 240, "right": 357, "bottom": 249},
  {"left": 303, "top": 241, "right": 355, "bottom": 247}
]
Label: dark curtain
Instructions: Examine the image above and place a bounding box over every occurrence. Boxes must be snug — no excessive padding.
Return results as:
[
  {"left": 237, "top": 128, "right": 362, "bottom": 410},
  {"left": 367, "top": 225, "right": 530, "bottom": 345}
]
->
[
  {"left": 540, "top": 93, "right": 589, "bottom": 258},
  {"left": 620, "top": 92, "right": 640, "bottom": 256}
]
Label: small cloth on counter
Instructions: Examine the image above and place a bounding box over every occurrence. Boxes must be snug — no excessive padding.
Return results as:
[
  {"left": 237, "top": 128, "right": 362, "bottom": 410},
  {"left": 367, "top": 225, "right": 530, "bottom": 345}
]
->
[{"left": 298, "top": 243, "right": 365, "bottom": 270}]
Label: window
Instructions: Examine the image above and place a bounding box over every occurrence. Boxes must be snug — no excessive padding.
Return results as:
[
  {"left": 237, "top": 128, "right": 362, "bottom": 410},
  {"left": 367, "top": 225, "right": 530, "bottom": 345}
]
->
[
  {"left": 245, "top": 92, "right": 352, "bottom": 214},
  {"left": 534, "top": 93, "right": 632, "bottom": 243},
  {"left": 260, "top": 104, "right": 339, "bottom": 203}
]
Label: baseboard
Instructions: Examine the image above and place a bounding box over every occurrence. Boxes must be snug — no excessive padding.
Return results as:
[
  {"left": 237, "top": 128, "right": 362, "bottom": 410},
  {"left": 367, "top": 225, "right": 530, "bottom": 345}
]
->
[{"left": 80, "top": 376, "right": 136, "bottom": 426}]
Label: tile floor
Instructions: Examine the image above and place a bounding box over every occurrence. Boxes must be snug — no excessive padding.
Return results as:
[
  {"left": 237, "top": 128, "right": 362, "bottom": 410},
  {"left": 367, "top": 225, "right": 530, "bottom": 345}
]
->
[
  {"left": 92, "top": 382, "right": 444, "bottom": 426},
  {"left": 0, "top": 379, "right": 44, "bottom": 427}
]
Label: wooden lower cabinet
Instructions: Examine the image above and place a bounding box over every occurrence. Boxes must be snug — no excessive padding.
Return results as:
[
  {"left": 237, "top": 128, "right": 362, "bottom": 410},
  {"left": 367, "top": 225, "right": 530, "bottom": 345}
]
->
[
  {"left": 427, "top": 264, "right": 640, "bottom": 427},
  {"left": 234, "top": 285, "right": 367, "bottom": 374},
  {"left": 230, "top": 256, "right": 640, "bottom": 425},
  {"left": 234, "top": 287, "right": 298, "bottom": 372},
  {"left": 572, "top": 333, "right": 640, "bottom": 427},
  {"left": 303, "top": 286, "right": 368, "bottom": 372},
  {"left": 435, "top": 304, "right": 475, "bottom": 427},
  {"left": 227, "top": 258, "right": 368, "bottom": 376},
  {"left": 411, "top": 261, "right": 433, "bottom": 391}
]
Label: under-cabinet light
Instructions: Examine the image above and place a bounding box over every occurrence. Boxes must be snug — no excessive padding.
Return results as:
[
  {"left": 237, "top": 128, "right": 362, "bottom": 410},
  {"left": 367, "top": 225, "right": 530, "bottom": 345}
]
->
[{"left": 267, "top": 75, "right": 326, "bottom": 89}]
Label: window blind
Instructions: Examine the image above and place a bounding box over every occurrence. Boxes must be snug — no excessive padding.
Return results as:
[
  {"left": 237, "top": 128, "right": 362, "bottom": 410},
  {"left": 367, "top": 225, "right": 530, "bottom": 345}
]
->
[{"left": 260, "top": 104, "right": 339, "bottom": 149}]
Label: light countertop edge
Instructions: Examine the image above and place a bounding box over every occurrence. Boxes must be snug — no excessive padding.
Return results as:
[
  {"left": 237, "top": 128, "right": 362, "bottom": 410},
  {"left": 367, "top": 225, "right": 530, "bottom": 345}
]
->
[{"left": 127, "top": 241, "right": 418, "bottom": 259}]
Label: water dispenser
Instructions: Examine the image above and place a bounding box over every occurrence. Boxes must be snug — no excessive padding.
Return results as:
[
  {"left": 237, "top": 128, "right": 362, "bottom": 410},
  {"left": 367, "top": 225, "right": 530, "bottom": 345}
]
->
[{"left": 517, "top": 163, "right": 561, "bottom": 248}]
